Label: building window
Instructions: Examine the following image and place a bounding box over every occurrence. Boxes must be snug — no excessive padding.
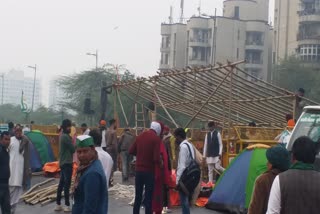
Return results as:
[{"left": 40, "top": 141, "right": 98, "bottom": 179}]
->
[
  {"left": 234, "top": 6, "right": 240, "bottom": 19},
  {"left": 246, "top": 31, "right": 264, "bottom": 46},
  {"left": 298, "top": 44, "right": 320, "bottom": 62}
]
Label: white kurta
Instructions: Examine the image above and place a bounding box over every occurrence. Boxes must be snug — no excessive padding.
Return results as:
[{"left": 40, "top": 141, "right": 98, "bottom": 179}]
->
[
  {"left": 95, "top": 147, "right": 114, "bottom": 187},
  {"left": 203, "top": 131, "right": 223, "bottom": 164},
  {"left": 9, "top": 137, "right": 24, "bottom": 187}
]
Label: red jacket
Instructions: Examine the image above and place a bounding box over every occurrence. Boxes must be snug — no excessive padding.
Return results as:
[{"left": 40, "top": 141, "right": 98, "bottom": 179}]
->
[{"left": 129, "top": 130, "right": 160, "bottom": 173}]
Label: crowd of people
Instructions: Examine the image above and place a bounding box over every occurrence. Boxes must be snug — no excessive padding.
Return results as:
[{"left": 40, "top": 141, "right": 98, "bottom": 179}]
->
[{"left": 1, "top": 109, "right": 320, "bottom": 214}]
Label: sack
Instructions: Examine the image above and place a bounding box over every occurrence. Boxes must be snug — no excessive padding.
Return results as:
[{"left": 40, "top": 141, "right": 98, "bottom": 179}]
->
[
  {"left": 193, "top": 145, "right": 203, "bottom": 165},
  {"left": 178, "top": 143, "right": 201, "bottom": 196}
]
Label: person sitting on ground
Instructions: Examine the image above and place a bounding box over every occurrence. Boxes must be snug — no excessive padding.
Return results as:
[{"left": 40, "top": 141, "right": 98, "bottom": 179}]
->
[
  {"left": 248, "top": 145, "right": 290, "bottom": 214},
  {"left": 267, "top": 136, "right": 320, "bottom": 214},
  {"left": 72, "top": 135, "right": 108, "bottom": 214}
]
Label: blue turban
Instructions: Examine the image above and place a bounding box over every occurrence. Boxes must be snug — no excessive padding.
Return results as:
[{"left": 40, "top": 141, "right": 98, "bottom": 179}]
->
[{"left": 266, "top": 145, "right": 290, "bottom": 172}]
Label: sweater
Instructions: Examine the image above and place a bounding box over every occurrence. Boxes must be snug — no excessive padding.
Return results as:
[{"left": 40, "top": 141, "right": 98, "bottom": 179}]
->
[
  {"left": 0, "top": 144, "right": 10, "bottom": 184},
  {"left": 279, "top": 169, "right": 320, "bottom": 214},
  {"left": 72, "top": 160, "right": 108, "bottom": 214},
  {"left": 129, "top": 130, "right": 160, "bottom": 172},
  {"left": 59, "top": 133, "right": 75, "bottom": 167},
  {"left": 248, "top": 168, "right": 281, "bottom": 214}
]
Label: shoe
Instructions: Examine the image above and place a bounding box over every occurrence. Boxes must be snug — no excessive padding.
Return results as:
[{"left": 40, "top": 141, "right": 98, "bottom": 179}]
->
[
  {"left": 54, "top": 205, "right": 63, "bottom": 211},
  {"left": 63, "top": 206, "right": 71, "bottom": 212}
]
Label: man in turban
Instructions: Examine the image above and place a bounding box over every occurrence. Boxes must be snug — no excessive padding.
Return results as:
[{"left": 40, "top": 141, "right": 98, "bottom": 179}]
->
[
  {"left": 72, "top": 135, "right": 108, "bottom": 214},
  {"left": 129, "top": 121, "right": 162, "bottom": 214},
  {"left": 248, "top": 145, "right": 290, "bottom": 214}
]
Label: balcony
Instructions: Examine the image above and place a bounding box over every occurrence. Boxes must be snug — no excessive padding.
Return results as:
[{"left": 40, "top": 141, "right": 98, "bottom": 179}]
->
[
  {"left": 160, "top": 46, "right": 170, "bottom": 52},
  {"left": 189, "top": 37, "right": 211, "bottom": 47},
  {"left": 188, "top": 58, "right": 208, "bottom": 66},
  {"left": 159, "top": 63, "right": 170, "bottom": 70},
  {"left": 245, "top": 41, "right": 264, "bottom": 51},
  {"left": 298, "top": 10, "right": 320, "bottom": 23}
]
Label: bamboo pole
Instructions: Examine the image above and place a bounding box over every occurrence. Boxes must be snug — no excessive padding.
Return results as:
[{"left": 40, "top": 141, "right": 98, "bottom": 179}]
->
[
  {"left": 153, "top": 87, "right": 179, "bottom": 128},
  {"left": 116, "top": 89, "right": 129, "bottom": 126},
  {"left": 184, "top": 66, "right": 233, "bottom": 128}
]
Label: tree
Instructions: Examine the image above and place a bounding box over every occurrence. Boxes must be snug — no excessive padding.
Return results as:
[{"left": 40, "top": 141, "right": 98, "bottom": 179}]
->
[
  {"left": 273, "top": 56, "right": 320, "bottom": 102},
  {"left": 57, "top": 66, "right": 136, "bottom": 126}
]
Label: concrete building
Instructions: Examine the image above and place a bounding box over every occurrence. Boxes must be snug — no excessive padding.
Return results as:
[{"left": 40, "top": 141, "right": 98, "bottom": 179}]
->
[
  {"left": 273, "top": 0, "right": 320, "bottom": 64},
  {"left": 48, "top": 78, "right": 65, "bottom": 110},
  {"left": 160, "top": 0, "right": 272, "bottom": 81},
  {"left": 0, "top": 69, "right": 41, "bottom": 109}
]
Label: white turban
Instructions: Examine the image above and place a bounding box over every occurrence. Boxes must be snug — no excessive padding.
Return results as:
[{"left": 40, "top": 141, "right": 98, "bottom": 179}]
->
[{"left": 150, "top": 121, "right": 161, "bottom": 136}]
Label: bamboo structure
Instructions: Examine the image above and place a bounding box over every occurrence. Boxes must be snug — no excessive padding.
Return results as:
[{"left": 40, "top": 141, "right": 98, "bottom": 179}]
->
[{"left": 114, "top": 61, "right": 319, "bottom": 128}]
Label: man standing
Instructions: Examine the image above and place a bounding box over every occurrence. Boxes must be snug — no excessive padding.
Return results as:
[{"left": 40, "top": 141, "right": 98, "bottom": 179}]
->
[
  {"left": 89, "top": 129, "right": 114, "bottom": 187},
  {"left": 81, "top": 123, "right": 90, "bottom": 135},
  {"left": 295, "top": 88, "right": 306, "bottom": 121},
  {"left": 55, "top": 119, "right": 75, "bottom": 212},
  {"left": 174, "top": 128, "right": 195, "bottom": 214},
  {"left": 129, "top": 121, "right": 162, "bottom": 214},
  {"left": 203, "top": 121, "right": 224, "bottom": 183},
  {"left": 9, "top": 126, "right": 30, "bottom": 213},
  {"left": 248, "top": 145, "right": 290, "bottom": 214},
  {"left": 99, "top": 120, "right": 107, "bottom": 151},
  {"left": 118, "top": 128, "right": 135, "bottom": 182},
  {"left": 0, "top": 131, "right": 11, "bottom": 214},
  {"left": 105, "top": 119, "right": 118, "bottom": 183},
  {"left": 267, "top": 136, "right": 320, "bottom": 214},
  {"left": 72, "top": 135, "right": 108, "bottom": 214}
]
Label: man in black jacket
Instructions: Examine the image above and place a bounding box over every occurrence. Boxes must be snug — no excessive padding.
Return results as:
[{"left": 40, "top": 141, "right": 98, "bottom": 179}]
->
[{"left": 0, "top": 131, "right": 11, "bottom": 214}]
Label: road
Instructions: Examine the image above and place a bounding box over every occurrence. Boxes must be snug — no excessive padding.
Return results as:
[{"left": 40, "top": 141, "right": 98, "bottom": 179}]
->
[{"left": 13, "top": 176, "right": 224, "bottom": 214}]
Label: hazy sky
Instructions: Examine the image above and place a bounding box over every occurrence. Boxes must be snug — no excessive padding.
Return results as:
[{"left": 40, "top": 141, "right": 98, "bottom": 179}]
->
[{"left": 0, "top": 0, "right": 274, "bottom": 105}]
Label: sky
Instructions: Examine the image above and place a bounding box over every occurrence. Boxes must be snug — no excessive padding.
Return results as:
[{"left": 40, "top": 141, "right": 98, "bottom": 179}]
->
[{"left": 0, "top": 0, "right": 274, "bottom": 106}]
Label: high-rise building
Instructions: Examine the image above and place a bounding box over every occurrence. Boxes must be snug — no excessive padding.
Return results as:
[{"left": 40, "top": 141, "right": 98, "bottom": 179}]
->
[
  {"left": 48, "top": 78, "right": 65, "bottom": 110},
  {"left": 0, "top": 69, "right": 41, "bottom": 109},
  {"left": 273, "top": 0, "right": 320, "bottom": 64},
  {"left": 160, "top": 0, "right": 272, "bottom": 81}
]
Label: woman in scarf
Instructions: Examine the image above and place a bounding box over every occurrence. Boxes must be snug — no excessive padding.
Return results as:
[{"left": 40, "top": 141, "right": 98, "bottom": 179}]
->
[{"left": 152, "top": 128, "right": 170, "bottom": 214}]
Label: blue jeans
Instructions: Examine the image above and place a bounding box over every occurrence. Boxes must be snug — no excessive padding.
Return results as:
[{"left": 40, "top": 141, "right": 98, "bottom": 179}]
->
[
  {"left": 133, "top": 171, "right": 154, "bottom": 214},
  {"left": 179, "top": 191, "right": 190, "bottom": 214},
  {"left": 56, "top": 164, "right": 73, "bottom": 206}
]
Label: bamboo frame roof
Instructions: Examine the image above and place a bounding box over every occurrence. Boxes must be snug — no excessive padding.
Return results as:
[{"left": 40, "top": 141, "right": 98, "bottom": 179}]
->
[{"left": 114, "top": 61, "right": 319, "bottom": 128}]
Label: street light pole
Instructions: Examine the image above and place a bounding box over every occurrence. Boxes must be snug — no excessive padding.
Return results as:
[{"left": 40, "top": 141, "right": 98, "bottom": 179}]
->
[
  {"left": 87, "top": 50, "right": 98, "bottom": 72},
  {"left": 28, "top": 64, "right": 37, "bottom": 112},
  {"left": 0, "top": 74, "right": 4, "bottom": 105}
]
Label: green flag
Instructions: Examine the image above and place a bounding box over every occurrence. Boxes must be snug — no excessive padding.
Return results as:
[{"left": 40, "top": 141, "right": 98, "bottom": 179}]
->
[{"left": 21, "top": 90, "right": 30, "bottom": 113}]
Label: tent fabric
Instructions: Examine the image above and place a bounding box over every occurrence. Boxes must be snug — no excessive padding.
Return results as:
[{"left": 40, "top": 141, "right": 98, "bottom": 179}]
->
[
  {"left": 26, "top": 131, "right": 55, "bottom": 165},
  {"left": 29, "top": 141, "right": 42, "bottom": 171},
  {"left": 206, "top": 148, "right": 268, "bottom": 214}
]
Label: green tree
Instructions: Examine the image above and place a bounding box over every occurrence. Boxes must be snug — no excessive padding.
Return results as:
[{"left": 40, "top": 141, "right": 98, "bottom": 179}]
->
[
  {"left": 57, "top": 66, "right": 136, "bottom": 126},
  {"left": 274, "top": 56, "right": 320, "bottom": 102}
]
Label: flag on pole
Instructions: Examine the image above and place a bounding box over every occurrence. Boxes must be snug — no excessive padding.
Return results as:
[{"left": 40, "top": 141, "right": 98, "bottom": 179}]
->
[{"left": 21, "top": 90, "right": 30, "bottom": 113}]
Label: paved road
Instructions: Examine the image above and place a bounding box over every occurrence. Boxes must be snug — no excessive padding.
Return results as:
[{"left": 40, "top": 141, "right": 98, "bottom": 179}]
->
[
  {"left": 15, "top": 197, "right": 222, "bottom": 214},
  {"left": 13, "top": 176, "right": 224, "bottom": 214}
]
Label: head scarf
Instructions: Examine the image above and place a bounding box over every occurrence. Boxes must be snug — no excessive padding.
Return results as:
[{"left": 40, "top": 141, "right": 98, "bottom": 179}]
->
[
  {"left": 100, "top": 120, "right": 107, "bottom": 126},
  {"left": 150, "top": 122, "right": 161, "bottom": 136},
  {"left": 164, "top": 126, "right": 170, "bottom": 132},
  {"left": 266, "top": 145, "right": 290, "bottom": 172},
  {"left": 287, "top": 119, "right": 295, "bottom": 128}
]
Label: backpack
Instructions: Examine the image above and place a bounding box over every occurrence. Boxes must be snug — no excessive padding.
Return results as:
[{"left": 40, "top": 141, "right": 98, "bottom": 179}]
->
[{"left": 178, "top": 143, "right": 201, "bottom": 196}]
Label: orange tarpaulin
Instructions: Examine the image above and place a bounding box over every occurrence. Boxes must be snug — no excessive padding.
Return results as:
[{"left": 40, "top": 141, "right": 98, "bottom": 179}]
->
[
  {"left": 196, "top": 197, "right": 209, "bottom": 207},
  {"left": 43, "top": 161, "right": 78, "bottom": 177}
]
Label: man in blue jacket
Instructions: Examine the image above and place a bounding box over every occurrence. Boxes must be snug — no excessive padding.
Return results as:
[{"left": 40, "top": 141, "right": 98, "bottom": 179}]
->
[{"left": 72, "top": 135, "right": 108, "bottom": 214}]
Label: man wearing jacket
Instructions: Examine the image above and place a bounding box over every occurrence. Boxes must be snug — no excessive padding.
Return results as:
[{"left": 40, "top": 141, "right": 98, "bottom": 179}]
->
[
  {"left": 267, "top": 136, "right": 320, "bottom": 214},
  {"left": 0, "top": 131, "right": 11, "bottom": 214},
  {"left": 129, "top": 122, "right": 162, "bottom": 214},
  {"left": 72, "top": 135, "right": 108, "bottom": 214}
]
